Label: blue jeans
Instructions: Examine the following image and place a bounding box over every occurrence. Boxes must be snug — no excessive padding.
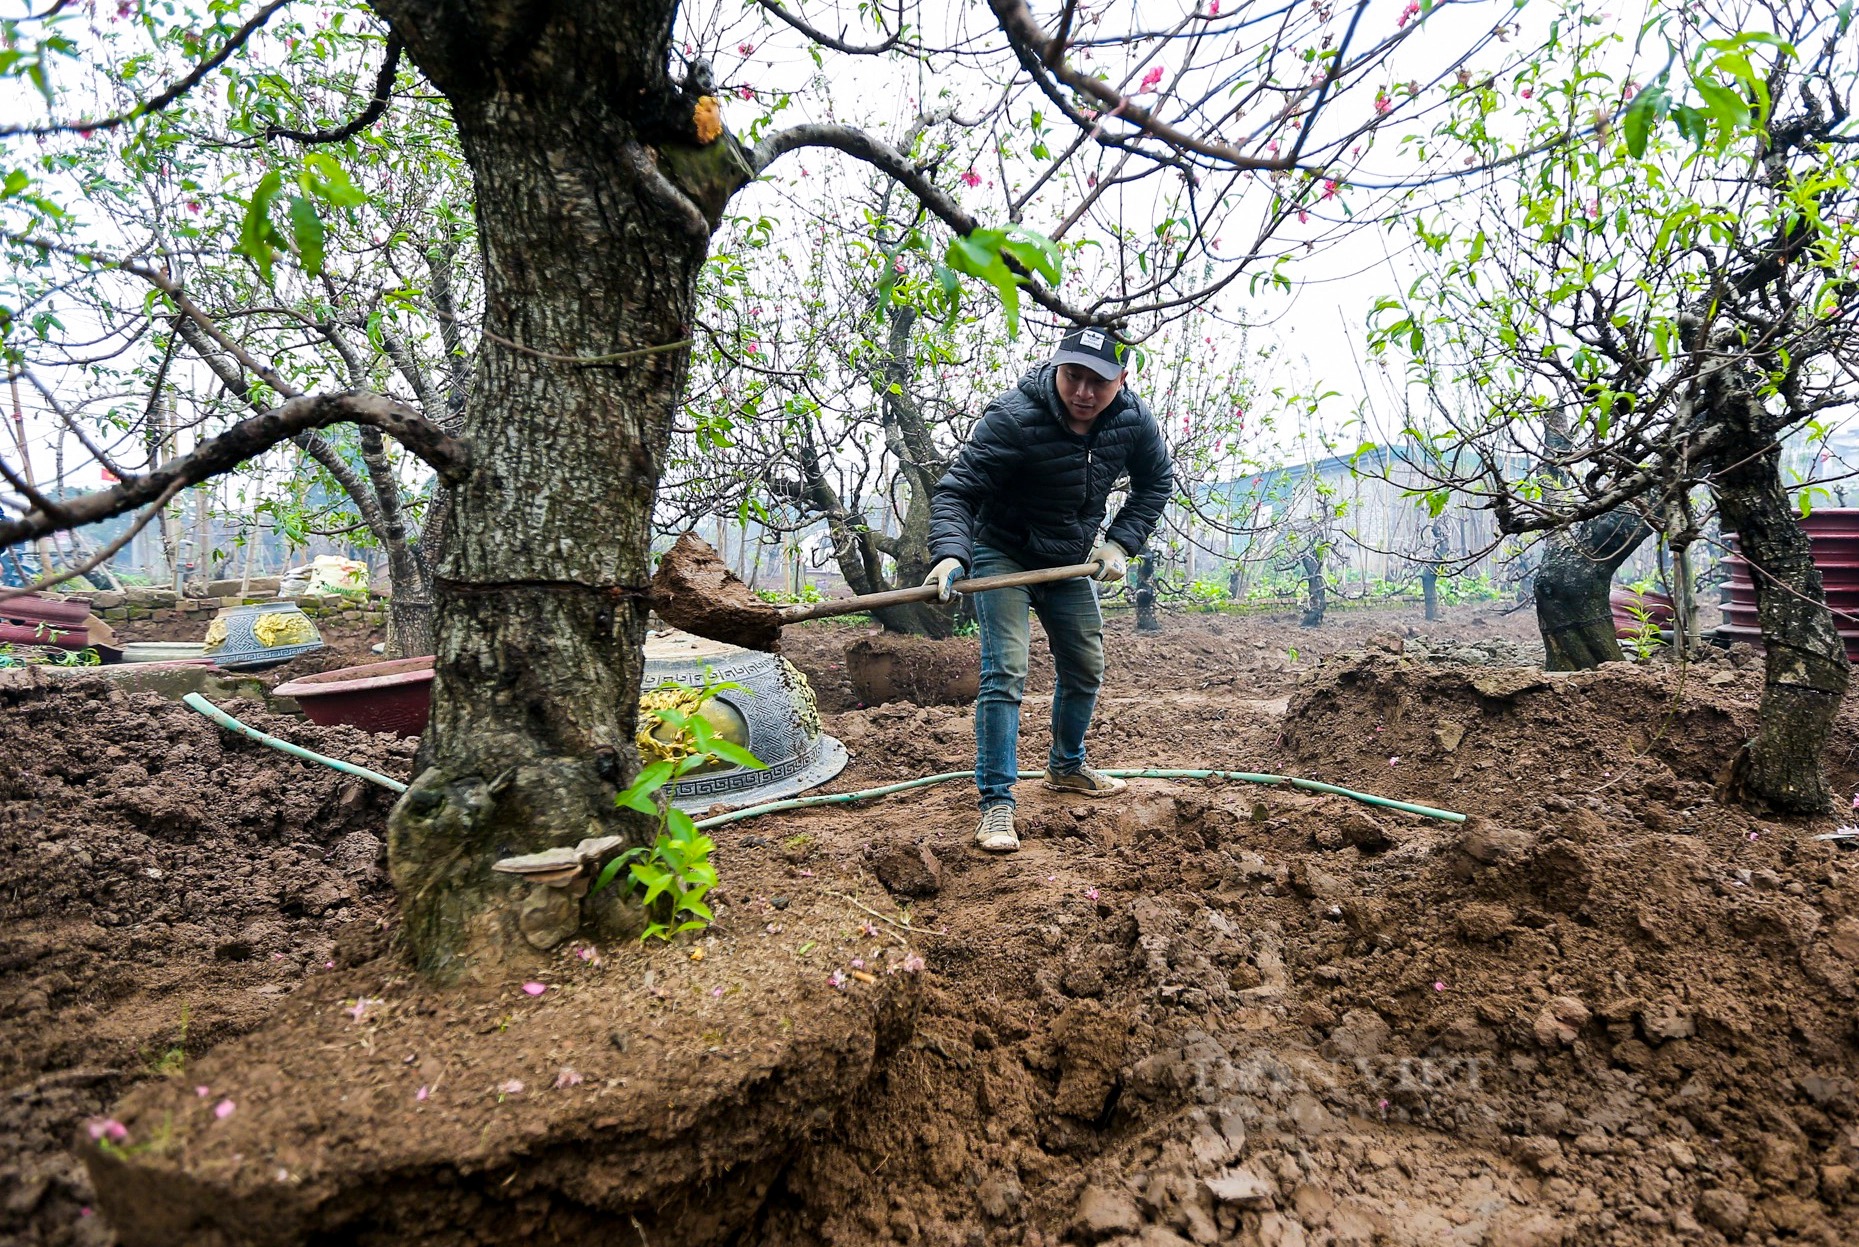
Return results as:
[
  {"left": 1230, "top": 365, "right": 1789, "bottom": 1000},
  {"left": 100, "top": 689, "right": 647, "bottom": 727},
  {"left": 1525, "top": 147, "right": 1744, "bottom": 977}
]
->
[{"left": 971, "top": 544, "right": 1105, "bottom": 808}]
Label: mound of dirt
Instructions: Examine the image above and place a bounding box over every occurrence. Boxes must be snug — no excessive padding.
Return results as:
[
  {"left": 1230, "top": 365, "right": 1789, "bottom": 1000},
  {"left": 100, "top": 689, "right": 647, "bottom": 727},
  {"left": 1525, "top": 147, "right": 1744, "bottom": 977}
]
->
[
  {"left": 85, "top": 850, "right": 922, "bottom": 1247},
  {"left": 11, "top": 613, "right": 1858, "bottom": 1247},
  {"left": 846, "top": 635, "right": 982, "bottom": 707},
  {"left": 0, "top": 676, "right": 412, "bottom": 1246},
  {"left": 742, "top": 655, "right": 1859, "bottom": 1247},
  {"left": 651, "top": 533, "right": 784, "bottom": 652}
]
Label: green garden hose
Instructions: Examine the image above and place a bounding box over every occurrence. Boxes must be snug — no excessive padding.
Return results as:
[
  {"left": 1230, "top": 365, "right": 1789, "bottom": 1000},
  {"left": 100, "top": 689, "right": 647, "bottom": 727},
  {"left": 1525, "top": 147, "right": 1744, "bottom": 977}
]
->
[
  {"left": 696, "top": 768, "right": 1464, "bottom": 828},
  {"left": 180, "top": 698, "right": 1462, "bottom": 825},
  {"left": 181, "top": 694, "right": 409, "bottom": 794}
]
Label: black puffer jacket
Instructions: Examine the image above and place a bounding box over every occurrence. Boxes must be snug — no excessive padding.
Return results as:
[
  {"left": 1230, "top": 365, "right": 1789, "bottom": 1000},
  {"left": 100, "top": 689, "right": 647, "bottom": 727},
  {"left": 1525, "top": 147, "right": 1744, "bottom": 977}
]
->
[{"left": 929, "top": 363, "right": 1174, "bottom": 571}]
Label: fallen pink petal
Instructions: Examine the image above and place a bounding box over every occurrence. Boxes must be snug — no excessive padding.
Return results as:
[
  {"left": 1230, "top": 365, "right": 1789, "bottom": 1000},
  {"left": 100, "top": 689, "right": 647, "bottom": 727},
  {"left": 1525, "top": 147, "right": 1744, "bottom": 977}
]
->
[
  {"left": 499, "top": 1080, "right": 525, "bottom": 1095},
  {"left": 416, "top": 1085, "right": 429, "bottom": 1102},
  {"left": 554, "top": 1067, "right": 583, "bottom": 1089},
  {"left": 213, "top": 1099, "right": 236, "bottom": 1120},
  {"left": 523, "top": 982, "right": 548, "bottom": 996}
]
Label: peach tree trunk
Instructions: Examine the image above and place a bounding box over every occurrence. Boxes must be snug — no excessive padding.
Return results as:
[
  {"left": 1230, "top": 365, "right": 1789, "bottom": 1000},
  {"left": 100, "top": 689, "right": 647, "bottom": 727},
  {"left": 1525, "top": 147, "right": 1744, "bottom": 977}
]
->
[
  {"left": 1534, "top": 509, "right": 1650, "bottom": 671},
  {"left": 1710, "top": 423, "right": 1851, "bottom": 814},
  {"left": 372, "top": 0, "right": 748, "bottom": 979}
]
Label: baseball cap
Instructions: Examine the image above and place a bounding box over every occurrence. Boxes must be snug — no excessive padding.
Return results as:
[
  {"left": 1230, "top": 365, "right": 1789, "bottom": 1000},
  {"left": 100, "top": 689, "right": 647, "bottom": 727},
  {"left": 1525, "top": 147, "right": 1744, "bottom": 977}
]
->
[{"left": 1052, "top": 326, "right": 1129, "bottom": 380}]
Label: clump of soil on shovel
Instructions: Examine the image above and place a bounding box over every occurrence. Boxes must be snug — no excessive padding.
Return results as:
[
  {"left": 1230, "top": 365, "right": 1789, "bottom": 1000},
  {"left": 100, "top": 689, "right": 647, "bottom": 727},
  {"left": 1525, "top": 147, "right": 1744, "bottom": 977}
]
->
[
  {"left": 845, "top": 634, "right": 981, "bottom": 706},
  {"left": 650, "top": 532, "right": 784, "bottom": 651}
]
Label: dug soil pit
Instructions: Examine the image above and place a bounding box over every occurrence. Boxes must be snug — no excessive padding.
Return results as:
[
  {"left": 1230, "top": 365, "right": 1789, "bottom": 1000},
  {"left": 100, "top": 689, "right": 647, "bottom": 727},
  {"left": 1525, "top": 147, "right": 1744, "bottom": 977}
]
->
[
  {"left": 845, "top": 634, "right": 982, "bottom": 707},
  {"left": 8, "top": 607, "right": 1858, "bottom": 1247}
]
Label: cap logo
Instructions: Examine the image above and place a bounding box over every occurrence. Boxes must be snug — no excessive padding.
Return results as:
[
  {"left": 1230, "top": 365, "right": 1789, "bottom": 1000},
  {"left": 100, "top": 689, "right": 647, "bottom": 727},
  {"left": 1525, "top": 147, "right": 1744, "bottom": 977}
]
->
[{"left": 1079, "top": 329, "right": 1106, "bottom": 351}]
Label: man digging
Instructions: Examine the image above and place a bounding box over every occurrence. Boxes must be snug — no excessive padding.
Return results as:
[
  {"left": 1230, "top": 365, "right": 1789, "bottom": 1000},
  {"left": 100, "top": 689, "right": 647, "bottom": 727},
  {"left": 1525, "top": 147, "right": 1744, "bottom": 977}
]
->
[{"left": 925, "top": 326, "right": 1174, "bottom": 853}]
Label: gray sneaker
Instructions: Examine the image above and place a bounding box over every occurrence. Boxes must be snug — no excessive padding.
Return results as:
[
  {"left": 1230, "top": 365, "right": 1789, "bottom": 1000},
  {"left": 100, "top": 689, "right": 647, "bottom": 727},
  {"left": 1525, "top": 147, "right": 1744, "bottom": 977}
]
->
[
  {"left": 1043, "top": 765, "right": 1127, "bottom": 797},
  {"left": 974, "top": 805, "right": 1020, "bottom": 853}
]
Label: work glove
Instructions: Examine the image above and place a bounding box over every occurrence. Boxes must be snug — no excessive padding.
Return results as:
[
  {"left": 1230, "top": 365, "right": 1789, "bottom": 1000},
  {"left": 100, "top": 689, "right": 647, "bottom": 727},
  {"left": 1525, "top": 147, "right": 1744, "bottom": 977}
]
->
[
  {"left": 924, "top": 557, "right": 965, "bottom": 602},
  {"left": 1091, "top": 540, "right": 1130, "bottom": 583}
]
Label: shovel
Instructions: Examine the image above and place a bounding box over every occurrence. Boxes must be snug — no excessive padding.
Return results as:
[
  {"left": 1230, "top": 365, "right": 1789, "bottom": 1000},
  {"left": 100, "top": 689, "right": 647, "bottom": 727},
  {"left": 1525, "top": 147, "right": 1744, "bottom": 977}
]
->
[{"left": 650, "top": 532, "right": 1103, "bottom": 651}]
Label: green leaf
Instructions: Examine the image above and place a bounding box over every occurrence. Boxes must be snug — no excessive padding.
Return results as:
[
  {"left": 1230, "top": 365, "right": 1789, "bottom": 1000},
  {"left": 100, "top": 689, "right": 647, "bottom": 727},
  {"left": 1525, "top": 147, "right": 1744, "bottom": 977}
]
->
[
  {"left": 303, "top": 153, "right": 367, "bottom": 207},
  {"left": 1000, "top": 226, "right": 1061, "bottom": 284},
  {"left": 287, "top": 196, "right": 325, "bottom": 276},
  {"left": 235, "top": 170, "right": 285, "bottom": 282},
  {"left": 704, "top": 738, "right": 767, "bottom": 770},
  {"left": 1622, "top": 85, "right": 1665, "bottom": 158},
  {"left": 632, "top": 862, "right": 674, "bottom": 908},
  {"left": 616, "top": 759, "right": 676, "bottom": 812},
  {"left": 589, "top": 849, "right": 645, "bottom": 896},
  {"left": 945, "top": 230, "right": 1025, "bottom": 336}
]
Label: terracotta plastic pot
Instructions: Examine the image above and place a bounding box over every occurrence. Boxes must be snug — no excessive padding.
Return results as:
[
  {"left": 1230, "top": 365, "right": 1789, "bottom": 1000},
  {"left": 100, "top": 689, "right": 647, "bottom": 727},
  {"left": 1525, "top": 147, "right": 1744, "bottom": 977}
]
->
[
  {"left": 274, "top": 656, "right": 435, "bottom": 736},
  {"left": 0, "top": 621, "right": 89, "bottom": 650},
  {"left": 1608, "top": 588, "right": 1676, "bottom": 640},
  {"left": 0, "top": 592, "right": 93, "bottom": 629}
]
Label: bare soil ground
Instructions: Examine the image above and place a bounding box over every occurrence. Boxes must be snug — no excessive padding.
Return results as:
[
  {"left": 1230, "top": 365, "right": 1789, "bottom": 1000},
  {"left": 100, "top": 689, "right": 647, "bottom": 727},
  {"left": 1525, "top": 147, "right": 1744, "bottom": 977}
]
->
[{"left": 4, "top": 602, "right": 1857, "bottom": 1247}]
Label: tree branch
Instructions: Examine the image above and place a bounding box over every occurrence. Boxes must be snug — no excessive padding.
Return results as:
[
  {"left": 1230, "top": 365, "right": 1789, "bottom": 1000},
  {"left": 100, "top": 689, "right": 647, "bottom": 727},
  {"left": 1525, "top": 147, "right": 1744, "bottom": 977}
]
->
[
  {"left": 1, "top": 0, "right": 296, "bottom": 138},
  {"left": 753, "top": 0, "right": 904, "bottom": 55},
  {"left": 0, "top": 391, "right": 470, "bottom": 550},
  {"left": 753, "top": 122, "right": 1104, "bottom": 324},
  {"left": 0, "top": 479, "right": 184, "bottom": 603},
  {"left": 172, "top": 316, "right": 394, "bottom": 542},
  {"left": 265, "top": 35, "right": 403, "bottom": 144},
  {"left": 988, "top": 0, "right": 1297, "bottom": 172}
]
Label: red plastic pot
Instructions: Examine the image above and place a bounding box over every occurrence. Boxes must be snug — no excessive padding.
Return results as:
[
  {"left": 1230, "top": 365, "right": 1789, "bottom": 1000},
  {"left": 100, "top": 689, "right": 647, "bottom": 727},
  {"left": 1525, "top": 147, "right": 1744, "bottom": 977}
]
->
[
  {"left": 274, "top": 656, "right": 434, "bottom": 737},
  {"left": 1721, "top": 510, "right": 1859, "bottom": 662},
  {"left": 1608, "top": 588, "right": 1675, "bottom": 639}
]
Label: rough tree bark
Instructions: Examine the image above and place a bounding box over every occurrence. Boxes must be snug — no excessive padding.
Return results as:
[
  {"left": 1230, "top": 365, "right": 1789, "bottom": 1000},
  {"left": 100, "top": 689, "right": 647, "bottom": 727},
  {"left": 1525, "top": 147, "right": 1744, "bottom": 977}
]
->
[
  {"left": 1421, "top": 520, "right": 1449, "bottom": 622},
  {"left": 358, "top": 425, "right": 434, "bottom": 656},
  {"left": 1707, "top": 385, "right": 1850, "bottom": 813},
  {"left": 1300, "top": 549, "right": 1325, "bottom": 627},
  {"left": 1133, "top": 551, "right": 1161, "bottom": 631},
  {"left": 1535, "top": 509, "right": 1651, "bottom": 670},
  {"left": 376, "top": 0, "right": 755, "bottom": 978}
]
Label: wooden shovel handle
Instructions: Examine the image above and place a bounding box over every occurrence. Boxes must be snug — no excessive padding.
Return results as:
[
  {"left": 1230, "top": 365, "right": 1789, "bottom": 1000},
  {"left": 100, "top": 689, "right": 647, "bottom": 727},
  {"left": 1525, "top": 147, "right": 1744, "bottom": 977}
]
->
[{"left": 776, "top": 561, "right": 1103, "bottom": 624}]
